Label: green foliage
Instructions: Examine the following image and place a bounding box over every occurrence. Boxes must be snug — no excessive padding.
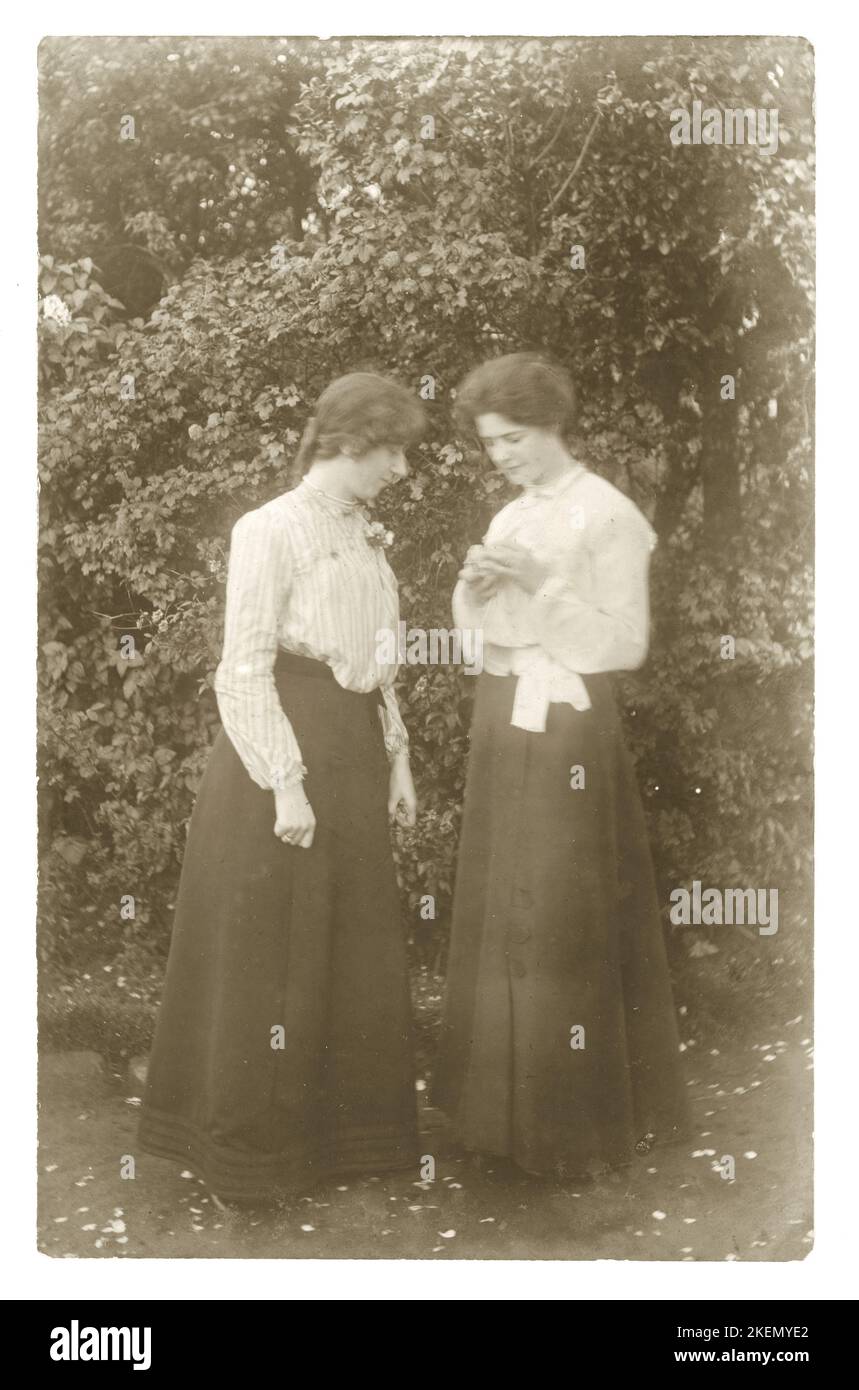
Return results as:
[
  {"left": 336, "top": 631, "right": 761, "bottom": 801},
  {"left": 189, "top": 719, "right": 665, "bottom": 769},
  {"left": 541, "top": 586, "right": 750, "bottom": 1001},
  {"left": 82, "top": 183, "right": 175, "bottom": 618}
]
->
[{"left": 38, "top": 36, "right": 813, "bottom": 1038}]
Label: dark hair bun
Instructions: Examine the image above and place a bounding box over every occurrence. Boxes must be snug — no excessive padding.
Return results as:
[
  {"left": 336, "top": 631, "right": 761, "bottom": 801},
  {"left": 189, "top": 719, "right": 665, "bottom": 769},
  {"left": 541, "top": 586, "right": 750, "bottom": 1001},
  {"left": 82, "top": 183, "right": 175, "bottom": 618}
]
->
[{"left": 454, "top": 352, "right": 575, "bottom": 439}]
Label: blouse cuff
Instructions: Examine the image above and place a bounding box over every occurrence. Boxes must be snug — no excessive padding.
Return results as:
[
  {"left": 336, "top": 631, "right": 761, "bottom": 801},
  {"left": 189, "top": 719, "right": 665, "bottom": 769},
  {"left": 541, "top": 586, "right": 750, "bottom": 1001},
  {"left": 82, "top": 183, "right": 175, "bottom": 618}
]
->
[
  {"left": 384, "top": 732, "right": 410, "bottom": 762},
  {"left": 452, "top": 577, "right": 490, "bottom": 631},
  {"left": 269, "top": 762, "right": 308, "bottom": 791},
  {"left": 380, "top": 686, "right": 410, "bottom": 762}
]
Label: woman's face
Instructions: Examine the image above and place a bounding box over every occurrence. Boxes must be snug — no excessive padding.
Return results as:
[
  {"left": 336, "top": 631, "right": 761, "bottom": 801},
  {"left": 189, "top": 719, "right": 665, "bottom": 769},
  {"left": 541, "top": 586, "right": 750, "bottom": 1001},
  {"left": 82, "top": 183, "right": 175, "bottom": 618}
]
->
[
  {"left": 475, "top": 412, "right": 562, "bottom": 487},
  {"left": 347, "top": 444, "right": 409, "bottom": 502}
]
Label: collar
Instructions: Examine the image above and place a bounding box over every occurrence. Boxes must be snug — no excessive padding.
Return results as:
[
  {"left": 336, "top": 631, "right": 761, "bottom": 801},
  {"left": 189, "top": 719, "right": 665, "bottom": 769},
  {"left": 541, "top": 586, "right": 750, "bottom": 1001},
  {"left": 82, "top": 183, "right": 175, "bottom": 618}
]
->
[
  {"left": 298, "top": 476, "right": 360, "bottom": 512},
  {"left": 519, "top": 462, "right": 586, "bottom": 503}
]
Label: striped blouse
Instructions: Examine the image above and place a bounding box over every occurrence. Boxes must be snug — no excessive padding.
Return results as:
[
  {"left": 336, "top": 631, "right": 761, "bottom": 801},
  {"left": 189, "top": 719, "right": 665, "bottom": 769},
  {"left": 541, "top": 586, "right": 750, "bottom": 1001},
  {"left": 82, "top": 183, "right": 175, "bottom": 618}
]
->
[{"left": 213, "top": 477, "right": 409, "bottom": 791}]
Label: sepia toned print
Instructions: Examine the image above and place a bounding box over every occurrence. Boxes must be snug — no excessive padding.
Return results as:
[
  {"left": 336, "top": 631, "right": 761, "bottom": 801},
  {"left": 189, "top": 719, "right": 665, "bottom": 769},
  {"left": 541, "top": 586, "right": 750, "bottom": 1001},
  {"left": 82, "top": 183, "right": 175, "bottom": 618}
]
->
[{"left": 37, "top": 34, "right": 813, "bottom": 1261}]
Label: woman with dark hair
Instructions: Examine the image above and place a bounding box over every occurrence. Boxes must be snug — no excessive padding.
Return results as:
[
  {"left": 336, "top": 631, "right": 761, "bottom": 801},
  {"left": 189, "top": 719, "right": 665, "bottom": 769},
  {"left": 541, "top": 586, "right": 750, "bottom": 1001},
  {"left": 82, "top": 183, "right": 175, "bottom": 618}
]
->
[
  {"left": 138, "top": 372, "right": 426, "bottom": 1206},
  {"left": 432, "top": 352, "right": 690, "bottom": 1181}
]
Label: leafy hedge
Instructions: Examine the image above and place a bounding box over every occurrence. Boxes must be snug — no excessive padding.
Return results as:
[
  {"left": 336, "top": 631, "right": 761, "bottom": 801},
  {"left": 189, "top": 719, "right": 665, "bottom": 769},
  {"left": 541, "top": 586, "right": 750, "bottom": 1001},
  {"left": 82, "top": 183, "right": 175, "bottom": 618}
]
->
[{"left": 38, "top": 36, "right": 813, "bottom": 1050}]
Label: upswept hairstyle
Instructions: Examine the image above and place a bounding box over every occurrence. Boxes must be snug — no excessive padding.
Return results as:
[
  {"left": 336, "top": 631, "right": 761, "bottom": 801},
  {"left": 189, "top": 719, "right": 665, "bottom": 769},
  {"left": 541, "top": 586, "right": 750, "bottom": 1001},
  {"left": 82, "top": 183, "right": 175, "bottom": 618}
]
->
[
  {"left": 293, "top": 372, "right": 426, "bottom": 476},
  {"left": 453, "top": 352, "right": 576, "bottom": 441}
]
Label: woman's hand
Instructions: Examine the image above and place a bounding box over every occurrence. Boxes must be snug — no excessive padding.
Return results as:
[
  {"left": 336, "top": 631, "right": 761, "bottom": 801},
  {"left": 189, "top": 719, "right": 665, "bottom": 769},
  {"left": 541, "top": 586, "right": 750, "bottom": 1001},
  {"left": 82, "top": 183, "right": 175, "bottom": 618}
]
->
[
  {"left": 459, "top": 544, "right": 501, "bottom": 600},
  {"left": 274, "top": 784, "right": 316, "bottom": 848},
  {"left": 472, "top": 541, "right": 549, "bottom": 596},
  {"left": 388, "top": 751, "right": 418, "bottom": 828}
]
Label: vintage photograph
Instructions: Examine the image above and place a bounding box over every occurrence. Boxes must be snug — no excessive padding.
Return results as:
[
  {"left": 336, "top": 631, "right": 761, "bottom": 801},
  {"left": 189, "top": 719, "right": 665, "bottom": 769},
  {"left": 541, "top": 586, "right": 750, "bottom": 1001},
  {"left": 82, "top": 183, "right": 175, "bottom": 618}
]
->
[{"left": 37, "top": 33, "right": 814, "bottom": 1261}]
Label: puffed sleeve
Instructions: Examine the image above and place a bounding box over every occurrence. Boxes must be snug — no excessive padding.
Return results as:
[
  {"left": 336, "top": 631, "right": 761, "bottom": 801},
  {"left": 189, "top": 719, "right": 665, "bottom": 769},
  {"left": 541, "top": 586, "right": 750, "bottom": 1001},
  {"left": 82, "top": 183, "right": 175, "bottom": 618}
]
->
[
  {"left": 531, "top": 502, "right": 656, "bottom": 673},
  {"left": 379, "top": 685, "right": 410, "bottom": 761},
  {"left": 213, "top": 508, "right": 308, "bottom": 790}
]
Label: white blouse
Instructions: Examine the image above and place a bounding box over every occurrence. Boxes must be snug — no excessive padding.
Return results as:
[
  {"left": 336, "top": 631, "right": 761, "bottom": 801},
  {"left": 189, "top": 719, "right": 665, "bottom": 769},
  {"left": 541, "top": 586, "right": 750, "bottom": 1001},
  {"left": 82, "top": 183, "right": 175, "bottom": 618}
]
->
[
  {"left": 452, "top": 464, "right": 657, "bottom": 732},
  {"left": 213, "top": 478, "right": 409, "bottom": 790}
]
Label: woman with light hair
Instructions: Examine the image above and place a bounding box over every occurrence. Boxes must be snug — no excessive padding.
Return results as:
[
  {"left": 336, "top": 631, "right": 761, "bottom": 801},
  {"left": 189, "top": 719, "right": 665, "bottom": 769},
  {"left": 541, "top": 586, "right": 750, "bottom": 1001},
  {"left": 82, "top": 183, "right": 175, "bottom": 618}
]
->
[{"left": 138, "top": 373, "right": 425, "bottom": 1207}]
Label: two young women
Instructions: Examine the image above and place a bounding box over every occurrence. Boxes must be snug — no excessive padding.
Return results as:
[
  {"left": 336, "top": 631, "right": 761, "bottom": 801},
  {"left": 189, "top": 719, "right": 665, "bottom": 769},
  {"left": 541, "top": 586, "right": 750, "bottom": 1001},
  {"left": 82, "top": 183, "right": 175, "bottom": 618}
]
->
[{"left": 137, "top": 355, "right": 689, "bottom": 1205}]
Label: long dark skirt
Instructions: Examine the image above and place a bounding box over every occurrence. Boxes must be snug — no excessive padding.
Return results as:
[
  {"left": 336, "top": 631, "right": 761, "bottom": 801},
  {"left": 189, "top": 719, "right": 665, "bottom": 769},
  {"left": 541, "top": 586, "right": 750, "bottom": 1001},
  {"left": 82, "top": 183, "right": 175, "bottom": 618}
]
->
[
  {"left": 137, "top": 652, "right": 419, "bottom": 1203},
  {"left": 431, "top": 671, "right": 691, "bottom": 1177}
]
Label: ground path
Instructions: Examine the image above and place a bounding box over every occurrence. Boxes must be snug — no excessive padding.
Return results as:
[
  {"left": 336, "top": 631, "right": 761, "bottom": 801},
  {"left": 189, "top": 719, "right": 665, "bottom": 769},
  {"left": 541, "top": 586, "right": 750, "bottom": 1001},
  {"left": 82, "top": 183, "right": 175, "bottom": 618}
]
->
[{"left": 38, "top": 1005, "right": 812, "bottom": 1262}]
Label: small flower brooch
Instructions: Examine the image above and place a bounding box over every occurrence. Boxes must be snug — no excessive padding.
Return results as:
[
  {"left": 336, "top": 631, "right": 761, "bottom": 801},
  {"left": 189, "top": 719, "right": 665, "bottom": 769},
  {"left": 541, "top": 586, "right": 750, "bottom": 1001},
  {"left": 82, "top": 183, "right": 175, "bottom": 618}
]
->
[{"left": 363, "top": 519, "right": 395, "bottom": 550}]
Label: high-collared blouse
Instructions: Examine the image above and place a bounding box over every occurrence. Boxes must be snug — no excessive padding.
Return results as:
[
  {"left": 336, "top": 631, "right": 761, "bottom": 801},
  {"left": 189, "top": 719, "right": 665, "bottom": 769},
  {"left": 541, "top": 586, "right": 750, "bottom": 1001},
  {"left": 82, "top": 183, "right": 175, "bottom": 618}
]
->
[
  {"left": 452, "top": 463, "right": 657, "bottom": 732},
  {"left": 213, "top": 477, "right": 409, "bottom": 790}
]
